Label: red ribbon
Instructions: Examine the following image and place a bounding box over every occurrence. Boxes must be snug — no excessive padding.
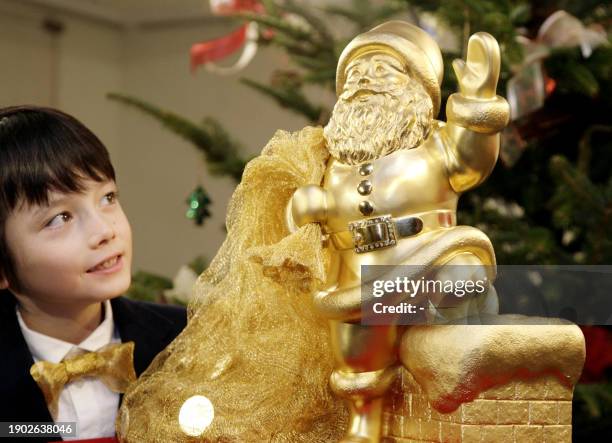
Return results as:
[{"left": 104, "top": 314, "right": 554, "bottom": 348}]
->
[
  {"left": 190, "top": 24, "right": 249, "bottom": 70},
  {"left": 190, "top": 0, "right": 263, "bottom": 71}
]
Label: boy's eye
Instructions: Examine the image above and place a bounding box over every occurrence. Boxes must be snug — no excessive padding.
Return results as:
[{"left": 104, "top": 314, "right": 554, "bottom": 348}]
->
[
  {"left": 102, "top": 191, "right": 118, "bottom": 205},
  {"left": 45, "top": 212, "right": 72, "bottom": 228}
]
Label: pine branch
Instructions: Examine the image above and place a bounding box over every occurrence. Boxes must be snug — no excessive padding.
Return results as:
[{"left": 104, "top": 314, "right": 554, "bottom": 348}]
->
[
  {"left": 401, "top": 0, "right": 525, "bottom": 65},
  {"left": 126, "top": 270, "right": 172, "bottom": 303},
  {"left": 301, "top": 68, "right": 337, "bottom": 85},
  {"left": 199, "top": 118, "right": 251, "bottom": 181},
  {"left": 324, "top": 0, "right": 407, "bottom": 31},
  {"left": 239, "top": 78, "right": 325, "bottom": 123},
  {"left": 238, "top": 11, "right": 313, "bottom": 42},
  {"left": 107, "top": 93, "right": 247, "bottom": 181},
  {"left": 548, "top": 154, "right": 612, "bottom": 263},
  {"left": 578, "top": 125, "right": 612, "bottom": 174},
  {"left": 289, "top": 53, "right": 336, "bottom": 72},
  {"left": 268, "top": 33, "right": 322, "bottom": 57},
  {"left": 323, "top": 6, "right": 365, "bottom": 25},
  {"left": 575, "top": 382, "right": 612, "bottom": 419},
  {"left": 280, "top": 0, "right": 335, "bottom": 45},
  {"left": 459, "top": 200, "right": 570, "bottom": 265},
  {"left": 240, "top": 9, "right": 336, "bottom": 60},
  {"left": 549, "top": 155, "right": 605, "bottom": 215},
  {"left": 260, "top": 0, "right": 281, "bottom": 17}
]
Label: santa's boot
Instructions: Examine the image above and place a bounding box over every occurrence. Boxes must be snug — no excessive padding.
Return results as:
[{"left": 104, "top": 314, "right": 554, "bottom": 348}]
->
[{"left": 330, "top": 366, "right": 397, "bottom": 443}]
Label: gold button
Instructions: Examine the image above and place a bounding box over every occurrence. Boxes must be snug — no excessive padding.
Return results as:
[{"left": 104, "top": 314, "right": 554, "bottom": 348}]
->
[
  {"left": 359, "top": 201, "right": 373, "bottom": 216},
  {"left": 359, "top": 163, "right": 373, "bottom": 176},
  {"left": 357, "top": 180, "right": 372, "bottom": 195}
]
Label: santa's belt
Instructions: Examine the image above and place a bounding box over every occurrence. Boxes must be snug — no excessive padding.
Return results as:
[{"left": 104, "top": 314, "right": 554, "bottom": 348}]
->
[{"left": 330, "top": 210, "right": 456, "bottom": 253}]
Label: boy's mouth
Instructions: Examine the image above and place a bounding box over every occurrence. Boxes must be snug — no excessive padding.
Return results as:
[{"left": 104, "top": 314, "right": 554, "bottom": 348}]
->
[{"left": 87, "top": 254, "right": 122, "bottom": 273}]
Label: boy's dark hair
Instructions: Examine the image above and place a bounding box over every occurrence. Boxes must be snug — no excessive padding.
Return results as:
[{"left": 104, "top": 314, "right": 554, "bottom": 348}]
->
[{"left": 0, "top": 105, "right": 116, "bottom": 289}]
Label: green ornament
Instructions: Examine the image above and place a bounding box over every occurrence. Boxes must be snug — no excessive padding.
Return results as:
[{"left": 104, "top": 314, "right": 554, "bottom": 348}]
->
[{"left": 185, "top": 185, "right": 212, "bottom": 226}]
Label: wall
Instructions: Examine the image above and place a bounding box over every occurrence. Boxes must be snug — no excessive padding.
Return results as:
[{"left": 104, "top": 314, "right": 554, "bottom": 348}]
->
[
  {"left": 116, "top": 23, "right": 310, "bottom": 277},
  {"left": 0, "top": 0, "right": 311, "bottom": 277},
  {"left": 0, "top": 0, "right": 123, "bottom": 159}
]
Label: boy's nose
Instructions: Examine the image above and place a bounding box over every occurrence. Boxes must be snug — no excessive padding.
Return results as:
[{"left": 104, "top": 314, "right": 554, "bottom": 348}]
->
[{"left": 88, "top": 215, "right": 116, "bottom": 248}]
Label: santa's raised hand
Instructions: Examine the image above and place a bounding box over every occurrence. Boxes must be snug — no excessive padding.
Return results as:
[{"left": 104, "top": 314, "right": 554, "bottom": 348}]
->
[{"left": 452, "top": 32, "right": 501, "bottom": 99}]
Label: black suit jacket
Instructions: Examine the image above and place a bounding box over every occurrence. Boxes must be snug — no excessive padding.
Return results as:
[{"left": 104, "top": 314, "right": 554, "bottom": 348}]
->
[{"left": 0, "top": 292, "right": 186, "bottom": 442}]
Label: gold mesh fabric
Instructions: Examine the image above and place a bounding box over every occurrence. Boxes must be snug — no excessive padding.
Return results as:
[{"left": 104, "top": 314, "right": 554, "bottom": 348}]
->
[{"left": 117, "top": 127, "right": 348, "bottom": 442}]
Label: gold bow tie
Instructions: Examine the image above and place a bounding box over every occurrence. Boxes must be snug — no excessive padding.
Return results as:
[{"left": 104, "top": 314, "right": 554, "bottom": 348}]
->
[{"left": 30, "top": 342, "right": 137, "bottom": 419}]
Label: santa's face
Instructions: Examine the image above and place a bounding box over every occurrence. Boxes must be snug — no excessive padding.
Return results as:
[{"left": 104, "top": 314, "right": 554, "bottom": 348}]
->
[
  {"left": 342, "top": 53, "right": 409, "bottom": 100},
  {"left": 324, "top": 52, "right": 433, "bottom": 165}
]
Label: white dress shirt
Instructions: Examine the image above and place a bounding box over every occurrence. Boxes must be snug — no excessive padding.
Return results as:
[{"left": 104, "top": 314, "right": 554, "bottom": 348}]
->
[{"left": 17, "top": 299, "right": 121, "bottom": 441}]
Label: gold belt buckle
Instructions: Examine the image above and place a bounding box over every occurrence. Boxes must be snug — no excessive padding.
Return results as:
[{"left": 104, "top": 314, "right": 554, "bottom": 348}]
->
[{"left": 348, "top": 215, "right": 397, "bottom": 253}]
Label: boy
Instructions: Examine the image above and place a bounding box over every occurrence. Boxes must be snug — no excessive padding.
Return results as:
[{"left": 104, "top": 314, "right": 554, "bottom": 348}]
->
[{"left": 0, "top": 106, "right": 187, "bottom": 442}]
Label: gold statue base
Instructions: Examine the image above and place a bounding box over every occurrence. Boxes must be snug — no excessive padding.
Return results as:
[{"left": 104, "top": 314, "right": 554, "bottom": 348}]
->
[
  {"left": 381, "top": 320, "right": 585, "bottom": 443},
  {"left": 383, "top": 369, "right": 574, "bottom": 442}
]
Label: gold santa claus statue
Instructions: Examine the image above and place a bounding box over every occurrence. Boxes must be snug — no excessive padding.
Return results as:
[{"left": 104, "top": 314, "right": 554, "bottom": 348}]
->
[
  {"left": 117, "top": 21, "right": 584, "bottom": 443},
  {"left": 288, "top": 21, "right": 506, "bottom": 442}
]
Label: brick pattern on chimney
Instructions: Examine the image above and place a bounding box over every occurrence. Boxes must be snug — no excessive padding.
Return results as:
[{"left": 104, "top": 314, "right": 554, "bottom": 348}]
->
[{"left": 382, "top": 368, "right": 574, "bottom": 443}]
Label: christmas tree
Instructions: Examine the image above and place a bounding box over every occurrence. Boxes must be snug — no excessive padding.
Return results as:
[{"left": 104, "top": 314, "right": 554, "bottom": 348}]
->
[{"left": 108, "top": 1, "right": 611, "bottom": 440}]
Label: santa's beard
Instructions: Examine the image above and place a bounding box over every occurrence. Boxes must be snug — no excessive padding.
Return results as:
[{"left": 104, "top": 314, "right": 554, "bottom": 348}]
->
[{"left": 324, "top": 80, "right": 434, "bottom": 165}]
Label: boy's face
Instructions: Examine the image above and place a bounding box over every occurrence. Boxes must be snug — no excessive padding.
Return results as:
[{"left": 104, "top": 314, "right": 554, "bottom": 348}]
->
[{"left": 1, "top": 179, "right": 132, "bottom": 306}]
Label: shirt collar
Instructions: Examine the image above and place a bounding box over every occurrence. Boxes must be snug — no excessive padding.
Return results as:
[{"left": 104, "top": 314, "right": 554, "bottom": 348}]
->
[{"left": 16, "top": 299, "right": 116, "bottom": 363}]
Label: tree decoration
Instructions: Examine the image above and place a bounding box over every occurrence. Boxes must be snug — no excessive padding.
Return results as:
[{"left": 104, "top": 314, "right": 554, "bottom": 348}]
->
[{"left": 185, "top": 185, "right": 212, "bottom": 226}]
